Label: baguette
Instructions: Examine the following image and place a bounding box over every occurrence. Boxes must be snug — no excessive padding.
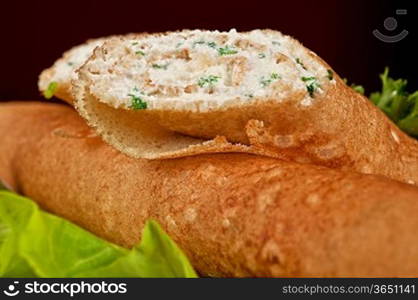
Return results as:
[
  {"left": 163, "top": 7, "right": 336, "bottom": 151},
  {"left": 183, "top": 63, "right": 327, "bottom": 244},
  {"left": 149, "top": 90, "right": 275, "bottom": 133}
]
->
[
  {"left": 71, "top": 29, "right": 418, "bottom": 185},
  {"left": 2, "top": 101, "right": 418, "bottom": 277}
]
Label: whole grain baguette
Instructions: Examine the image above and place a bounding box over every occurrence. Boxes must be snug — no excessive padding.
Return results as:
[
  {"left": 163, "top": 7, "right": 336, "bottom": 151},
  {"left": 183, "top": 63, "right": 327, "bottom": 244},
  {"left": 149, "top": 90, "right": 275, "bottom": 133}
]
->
[
  {"left": 1, "top": 101, "right": 418, "bottom": 277},
  {"left": 71, "top": 29, "right": 418, "bottom": 186}
]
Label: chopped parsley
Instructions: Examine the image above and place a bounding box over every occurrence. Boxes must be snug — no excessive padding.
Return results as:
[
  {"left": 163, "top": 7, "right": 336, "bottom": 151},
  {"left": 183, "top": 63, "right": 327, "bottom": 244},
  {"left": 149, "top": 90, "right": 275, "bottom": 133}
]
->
[
  {"left": 135, "top": 50, "right": 145, "bottom": 56},
  {"left": 301, "top": 76, "right": 316, "bottom": 82},
  {"left": 128, "top": 90, "right": 147, "bottom": 110},
  {"left": 131, "top": 42, "right": 139, "bottom": 46},
  {"left": 218, "top": 46, "right": 238, "bottom": 56},
  {"left": 258, "top": 53, "right": 266, "bottom": 59},
  {"left": 67, "top": 62, "right": 74, "bottom": 66},
  {"left": 192, "top": 40, "right": 217, "bottom": 49},
  {"left": 327, "top": 69, "right": 333, "bottom": 80},
  {"left": 176, "top": 42, "right": 184, "bottom": 48},
  {"left": 260, "top": 73, "right": 281, "bottom": 87},
  {"left": 301, "top": 76, "right": 320, "bottom": 97},
  {"left": 296, "top": 58, "right": 307, "bottom": 70},
  {"left": 207, "top": 41, "right": 217, "bottom": 48},
  {"left": 192, "top": 40, "right": 206, "bottom": 48},
  {"left": 245, "top": 93, "right": 254, "bottom": 99},
  {"left": 152, "top": 63, "right": 169, "bottom": 70},
  {"left": 198, "top": 75, "right": 220, "bottom": 88},
  {"left": 272, "top": 41, "right": 281, "bottom": 46},
  {"left": 191, "top": 40, "right": 236, "bottom": 56},
  {"left": 43, "top": 82, "right": 58, "bottom": 99}
]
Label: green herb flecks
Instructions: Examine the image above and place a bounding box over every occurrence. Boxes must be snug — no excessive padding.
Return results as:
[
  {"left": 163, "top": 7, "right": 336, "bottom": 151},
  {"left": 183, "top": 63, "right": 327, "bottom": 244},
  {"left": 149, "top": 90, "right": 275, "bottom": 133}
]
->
[
  {"left": 296, "top": 58, "right": 307, "bottom": 70},
  {"left": 152, "top": 63, "right": 169, "bottom": 70},
  {"left": 260, "top": 72, "right": 281, "bottom": 87},
  {"left": 301, "top": 76, "right": 316, "bottom": 82},
  {"left": 272, "top": 41, "right": 281, "bottom": 46},
  {"left": 43, "top": 82, "right": 58, "bottom": 99},
  {"left": 131, "top": 42, "right": 139, "bottom": 46},
  {"left": 302, "top": 76, "right": 320, "bottom": 97},
  {"left": 67, "top": 62, "right": 74, "bottom": 67},
  {"left": 135, "top": 50, "right": 145, "bottom": 56},
  {"left": 198, "top": 75, "right": 221, "bottom": 88},
  {"left": 192, "top": 40, "right": 206, "bottom": 48},
  {"left": 327, "top": 69, "right": 333, "bottom": 80},
  {"left": 192, "top": 40, "right": 236, "bottom": 56},
  {"left": 218, "top": 45, "right": 238, "bottom": 56},
  {"left": 207, "top": 41, "right": 217, "bottom": 48},
  {"left": 128, "top": 90, "right": 147, "bottom": 110},
  {"left": 192, "top": 40, "right": 217, "bottom": 49},
  {"left": 258, "top": 53, "right": 266, "bottom": 59}
]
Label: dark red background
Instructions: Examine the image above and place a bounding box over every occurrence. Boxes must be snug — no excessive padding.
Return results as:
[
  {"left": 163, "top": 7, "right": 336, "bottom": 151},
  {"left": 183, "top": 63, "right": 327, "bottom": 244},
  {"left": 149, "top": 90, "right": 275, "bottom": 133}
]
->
[{"left": 0, "top": 0, "right": 415, "bottom": 101}]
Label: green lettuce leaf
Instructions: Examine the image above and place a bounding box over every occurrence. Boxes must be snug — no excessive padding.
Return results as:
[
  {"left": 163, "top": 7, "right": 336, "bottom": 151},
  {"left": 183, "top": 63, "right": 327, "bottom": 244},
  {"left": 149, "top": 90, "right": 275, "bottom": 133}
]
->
[
  {"left": 344, "top": 68, "right": 418, "bottom": 138},
  {"left": 0, "top": 190, "right": 197, "bottom": 278},
  {"left": 370, "top": 68, "right": 418, "bottom": 137},
  {"left": 342, "top": 78, "right": 365, "bottom": 95}
]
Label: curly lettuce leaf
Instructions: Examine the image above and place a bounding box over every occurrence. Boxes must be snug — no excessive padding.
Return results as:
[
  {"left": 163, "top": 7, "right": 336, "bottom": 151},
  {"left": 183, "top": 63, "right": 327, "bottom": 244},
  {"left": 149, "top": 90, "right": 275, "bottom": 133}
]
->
[
  {"left": 344, "top": 68, "right": 418, "bottom": 138},
  {"left": 397, "top": 91, "right": 418, "bottom": 136},
  {"left": 0, "top": 190, "right": 197, "bottom": 278},
  {"left": 370, "top": 68, "right": 418, "bottom": 137}
]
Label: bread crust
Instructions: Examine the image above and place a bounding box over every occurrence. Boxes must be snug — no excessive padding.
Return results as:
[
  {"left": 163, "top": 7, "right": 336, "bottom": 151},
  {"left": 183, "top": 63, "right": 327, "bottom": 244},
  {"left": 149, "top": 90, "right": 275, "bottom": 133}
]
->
[{"left": 2, "top": 102, "right": 418, "bottom": 277}]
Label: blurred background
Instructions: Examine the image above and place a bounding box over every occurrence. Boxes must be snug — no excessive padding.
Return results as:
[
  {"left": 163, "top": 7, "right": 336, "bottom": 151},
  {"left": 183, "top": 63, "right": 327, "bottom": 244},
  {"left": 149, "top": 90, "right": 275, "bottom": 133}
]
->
[{"left": 0, "top": 0, "right": 415, "bottom": 101}]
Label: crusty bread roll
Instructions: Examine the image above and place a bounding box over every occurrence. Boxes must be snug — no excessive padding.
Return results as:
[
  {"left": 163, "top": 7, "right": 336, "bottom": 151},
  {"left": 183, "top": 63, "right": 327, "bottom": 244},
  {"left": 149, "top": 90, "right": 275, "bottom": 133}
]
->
[
  {"left": 2, "top": 101, "right": 418, "bottom": 277},
  {"left": 70, "top": 29, "right": 418, "bottom": 185}
]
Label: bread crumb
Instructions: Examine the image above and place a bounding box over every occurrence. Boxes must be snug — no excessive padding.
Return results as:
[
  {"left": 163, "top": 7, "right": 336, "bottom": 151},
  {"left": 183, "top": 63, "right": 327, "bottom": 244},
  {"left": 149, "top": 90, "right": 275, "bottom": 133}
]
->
[
  {"left": 222, "top": 218, "right": 231, "bottom": 228},
  {"left": 306, "top": 193, "right": 321, "bottom": 206},
  {"left": 274, "top": 134, "right": 295, "bottom": 148},
  {"left": 257, "top": 184, "right": 281, "bottom": 211},
  {"left": 184, "top": 208, "right": 197, "bottom": 222},
  {"left": 391, "top": 130, "right": 400, "bottom": 144}
]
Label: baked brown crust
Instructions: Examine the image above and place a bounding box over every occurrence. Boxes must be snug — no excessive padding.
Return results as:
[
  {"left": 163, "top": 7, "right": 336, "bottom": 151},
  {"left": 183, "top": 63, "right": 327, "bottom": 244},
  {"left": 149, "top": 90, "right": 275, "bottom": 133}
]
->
[{"left": 1, "top": 101, "right": 418, "bottom": 277}]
